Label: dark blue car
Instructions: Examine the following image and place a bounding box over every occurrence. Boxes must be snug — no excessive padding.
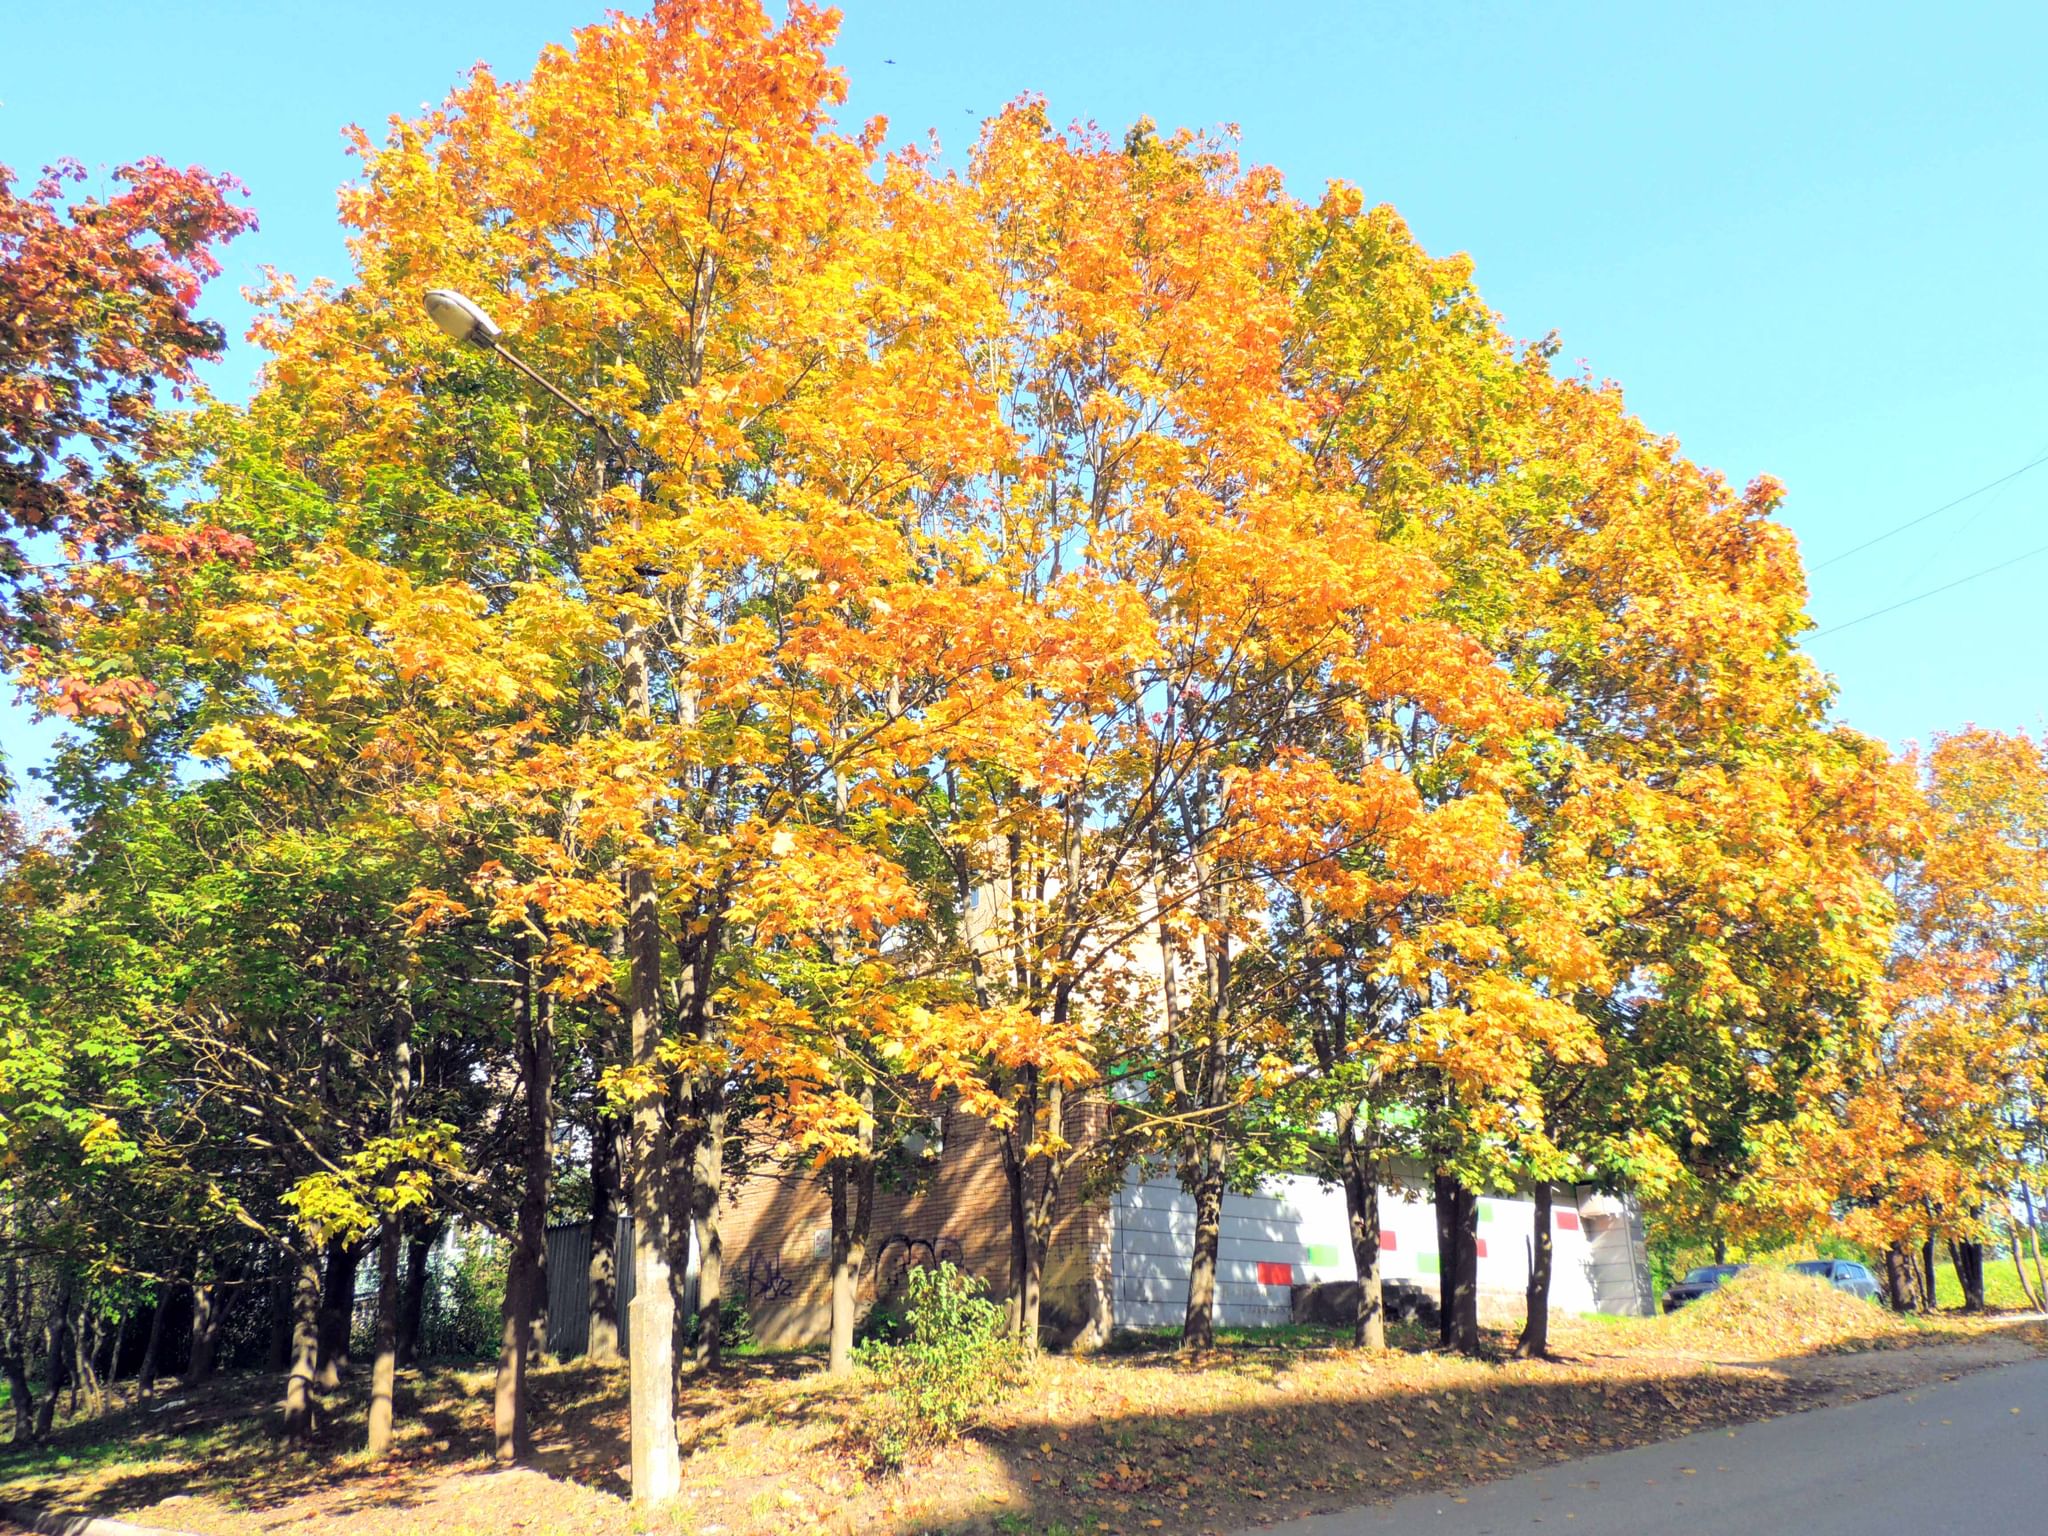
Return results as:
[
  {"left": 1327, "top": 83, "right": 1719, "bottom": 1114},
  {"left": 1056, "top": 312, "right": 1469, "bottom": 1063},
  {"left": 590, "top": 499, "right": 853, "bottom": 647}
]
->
[{"left": 1662, "top": 1263, "right": 1745, "bottom": 1312}]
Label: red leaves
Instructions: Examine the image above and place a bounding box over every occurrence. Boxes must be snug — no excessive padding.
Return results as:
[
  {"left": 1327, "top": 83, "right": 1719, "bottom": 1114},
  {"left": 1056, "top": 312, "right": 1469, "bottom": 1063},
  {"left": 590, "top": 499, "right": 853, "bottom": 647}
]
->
[
  {"left": 0, "top": 155, "right": 253, "bottom": 568},
  {"left": 133, "top": 524, "right": 257, "bottom": 565},
  {"left": 47, "top": 672, "right": 157, "bottom": 721}
]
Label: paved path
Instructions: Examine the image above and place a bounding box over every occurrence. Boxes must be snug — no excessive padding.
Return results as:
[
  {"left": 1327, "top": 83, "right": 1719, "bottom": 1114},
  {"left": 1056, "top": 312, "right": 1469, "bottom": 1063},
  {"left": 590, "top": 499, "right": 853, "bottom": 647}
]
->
[{"left": 1256, "top": 1355, "right": 2048, "bottom": 1535}]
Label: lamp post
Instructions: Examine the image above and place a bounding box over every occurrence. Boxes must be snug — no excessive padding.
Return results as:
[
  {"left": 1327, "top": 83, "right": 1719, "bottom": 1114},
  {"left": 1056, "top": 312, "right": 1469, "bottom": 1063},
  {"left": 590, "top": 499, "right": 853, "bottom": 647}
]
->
[
  {"left": 423, "top": 288, "right": 635, "bottom": 461},
  {"left": 422, "top": 289, "right": 682, "bottom": 1506}
]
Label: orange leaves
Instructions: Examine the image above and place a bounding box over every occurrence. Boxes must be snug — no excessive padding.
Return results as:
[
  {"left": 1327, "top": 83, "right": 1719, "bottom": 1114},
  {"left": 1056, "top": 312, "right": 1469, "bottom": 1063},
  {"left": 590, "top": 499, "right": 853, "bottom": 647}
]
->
[
  {"left": 1826, "top": 728, "right": 2048, "bottom": 1241},
  {"left": 396, "top": 887, "right": 470, "bottom": 938},
  {"left": 1215, "top": 751, "right": 1418, "bottom": 913},
  {"left": 730, "top": 821, "right": 925, "bottom": 948}
]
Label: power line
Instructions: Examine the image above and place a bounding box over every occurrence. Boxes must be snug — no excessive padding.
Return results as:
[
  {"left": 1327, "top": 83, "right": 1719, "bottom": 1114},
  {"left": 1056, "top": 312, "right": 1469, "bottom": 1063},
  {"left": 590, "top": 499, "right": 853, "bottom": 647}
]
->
[
  {"left": 1809, "top": 450, "right": 2048, "bottom": 572},
  {"left": 1811, "top": 531, "right": 2048, "bottom": 637}
]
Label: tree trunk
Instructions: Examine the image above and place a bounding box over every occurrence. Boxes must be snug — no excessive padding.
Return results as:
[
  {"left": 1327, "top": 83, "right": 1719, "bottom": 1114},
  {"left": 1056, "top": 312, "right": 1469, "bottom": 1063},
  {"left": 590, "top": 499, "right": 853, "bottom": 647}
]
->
[
  {"left": 34, "top": 1273, "right": 74, "bottom": 1440},
  {"left": 827, "top": 1159, "right": 856, "bottom": 1378},
  {"left": 398, "top": 1224, "right": 438, "bottom": 1367},
  {"left": 529, "top": 1244, "right": 550, "bottom": 1364},
  {"left": 1433, "top": 1170, "right": 1457, "bottom": 1349},
  {"left": 1, "top": 1238, "right": 35, "bottom": 1440},
  {"left": 827, "top": 1091, "right": 877, "bottom": 1378},
  {"left": 1516, "top": 1184, "right": 1554, "bottom": 1359},
  {"left": 1018, "top": 1079, "right": 1066, "bottom": 1352},
  {"left": 1883, "top": 1240, "right": 1919, "bottom": 1312},
  {"left": 999, "top": 1127, "right": 1030, "bottom": 1339},
  {"left": 316, "top": 1239, "right": 360, "bottom": 1385},
  {"left": 496, "top": 942, "right": 553, "bottom": 1464},
  {"left": 689, "top": 1083, "right": 727, "bottom": 1371},
  {"left": 74, "top": 1312, "right": 104, "bottom": 1416},
  {"left": 266, "top": 1265, "right": 292, "bottom": 1373},
  {"left": 621, "top": 675, "right": 681, "bottom": 1508},
  {"left": 664, "top": 1119, "right": 695, "bottom": 1396},
  {"left": 140, "top": 1292, "right": 171, "bottom": 1398},
  {"left": 185, "top": 1278, "right": 230, "bottom": 1386},
  {"left": 588, "top": 1118, "right": 621, "bottom": 1364},
  {"left": 1920, "top": 1235, "right": 1938, "bottom": 1312},
  {"left": 367, "top": 1214, "right": 402, "bottom": 1459},
  {"left": 282, "top": 1250, "right": 322, "bottom": 1442},
  {"left": 135, "top": 1288, "right": 170, "bottom": 1399},
  {"left": 2025, "top": 1183, "right": 2048, "bottom": 1307},
  {"left": 493, "top": 1257, "right": 535, "bottom": 1464},
  {"left": 616, "top": 602, "right": 684, "bottom": 1504},
  {"left": 1180, "top": 1138, "right": 1227, "bottom": 1353},
  {"left": 2008, "top": 1222, "right": 2041, "bottom": 1310},
  {"left": 1951, "top": 1238, "right": 1986, "bottom": 1312},
  {"left": 1336, "top": 1107, "right": 1384, "bottom": 1351},
  {"left": 101, "top": 1312, "right": 128, "bottom": 1404},
  {"left": 1, "top": 1354, "right": 31, "bottom": 1443},
  {"left": 1451, "top": 1185, "right": 1481, "bottom": 1355}
]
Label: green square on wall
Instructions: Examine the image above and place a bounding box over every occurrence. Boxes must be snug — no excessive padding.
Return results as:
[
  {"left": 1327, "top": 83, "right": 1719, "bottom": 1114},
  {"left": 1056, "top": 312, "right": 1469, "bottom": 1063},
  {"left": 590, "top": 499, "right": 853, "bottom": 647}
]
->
[
  {"left": 1418, "top": 1252, "right": 1440, "bottom": 1275},
  {"left": 1305, "top": 1244, "right": 1340, "bottom": 1267},
  {"left": 1476, "top": 1202, "right": 1496, "bottom": 1223}
]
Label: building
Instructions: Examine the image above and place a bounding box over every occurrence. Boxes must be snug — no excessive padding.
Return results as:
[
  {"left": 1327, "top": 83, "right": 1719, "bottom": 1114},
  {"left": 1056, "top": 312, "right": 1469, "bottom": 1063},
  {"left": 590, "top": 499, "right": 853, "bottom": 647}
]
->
[{"left": 541, "top": 1107, "right": 1653, "bottom": 1356}]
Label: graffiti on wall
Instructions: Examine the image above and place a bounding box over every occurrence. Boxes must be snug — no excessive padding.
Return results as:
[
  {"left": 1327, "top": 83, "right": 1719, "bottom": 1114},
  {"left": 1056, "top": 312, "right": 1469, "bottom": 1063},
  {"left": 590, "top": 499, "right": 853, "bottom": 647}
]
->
[
  {"left": 741, "top": 1251, "right": 796, "bottom": 1302},
  {"left": 731, "top": 1231, "right": 974, "bottom": 1307},
  {"left": 870, "top": 1231, "right": 966, "bottom": 1298}
]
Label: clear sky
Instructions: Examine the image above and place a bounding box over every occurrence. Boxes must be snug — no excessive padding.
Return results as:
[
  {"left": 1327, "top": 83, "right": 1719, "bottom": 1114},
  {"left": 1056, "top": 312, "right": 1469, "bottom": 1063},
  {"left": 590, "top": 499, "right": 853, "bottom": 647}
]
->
[{"left": 4, "top": 0, "right": 2044, "bottom": 781}]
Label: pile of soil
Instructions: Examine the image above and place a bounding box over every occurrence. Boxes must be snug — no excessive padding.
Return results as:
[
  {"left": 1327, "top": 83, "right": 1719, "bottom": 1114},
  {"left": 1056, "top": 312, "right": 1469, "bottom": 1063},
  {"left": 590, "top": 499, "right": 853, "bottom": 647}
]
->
[{"left": 1666, "top": 1265, "right": 1913, "bottom": 1357}]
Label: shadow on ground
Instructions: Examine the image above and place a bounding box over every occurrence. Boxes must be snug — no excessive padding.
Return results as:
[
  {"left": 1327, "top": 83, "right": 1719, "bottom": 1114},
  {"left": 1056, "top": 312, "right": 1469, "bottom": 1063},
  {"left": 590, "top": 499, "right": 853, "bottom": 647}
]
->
[{"left": 4, "top": 1315, "right": 2038, "bottom": 1536}]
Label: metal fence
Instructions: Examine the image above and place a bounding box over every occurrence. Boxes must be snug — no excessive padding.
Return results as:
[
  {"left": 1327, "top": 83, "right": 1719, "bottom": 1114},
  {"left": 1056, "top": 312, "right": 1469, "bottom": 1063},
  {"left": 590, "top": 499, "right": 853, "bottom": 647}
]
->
[{"left": 545, "top": 1216, "right": 643, "bottom": 1357}]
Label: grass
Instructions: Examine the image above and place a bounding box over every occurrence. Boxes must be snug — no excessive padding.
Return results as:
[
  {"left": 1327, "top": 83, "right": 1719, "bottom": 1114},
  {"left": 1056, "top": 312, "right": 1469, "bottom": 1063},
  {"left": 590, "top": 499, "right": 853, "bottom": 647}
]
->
[
  {"left": 2, "top": 1302, "right": 2041, "bottom": 1536},
  {"left": 1657, "top": 1244, "right": 2046, "bottom": 1315},
  {"left": 1932, "top": 1252, "right": 2041, "bottom": 1311}
]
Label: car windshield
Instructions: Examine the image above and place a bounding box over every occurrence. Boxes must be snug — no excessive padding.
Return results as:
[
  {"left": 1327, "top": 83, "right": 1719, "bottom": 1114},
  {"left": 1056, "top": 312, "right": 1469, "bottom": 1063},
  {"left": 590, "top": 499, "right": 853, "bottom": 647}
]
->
[
  {"left": 1682, "top": 1266, "right": 1738, "bottom": 1283},
  {"left": 1790, "top": 1261, "right": 1833, "bottom": 1275}
]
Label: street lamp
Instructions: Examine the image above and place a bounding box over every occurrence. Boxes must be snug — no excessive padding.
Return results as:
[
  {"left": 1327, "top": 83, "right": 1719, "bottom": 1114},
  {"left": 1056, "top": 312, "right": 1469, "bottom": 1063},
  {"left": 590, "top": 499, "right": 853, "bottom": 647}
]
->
[
  {"left": 417, "top": 286, "right": 678, "bottom": 1505},
  {"left": 420, "top": 287, "right": 634, "bottom": 460},
  {"left": 423, "top": 288, "right": 503, "bottom": 347}
]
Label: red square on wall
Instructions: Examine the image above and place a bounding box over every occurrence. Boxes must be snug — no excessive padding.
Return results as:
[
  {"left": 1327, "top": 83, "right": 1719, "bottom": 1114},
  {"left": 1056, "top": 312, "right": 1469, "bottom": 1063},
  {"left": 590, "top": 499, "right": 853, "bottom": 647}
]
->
[
  {"left": 1556, "top": 1210, "right": 1581, "bottom": 1231},
  {"left": 1474, "top": 1238, "right": 1488, "bottom": 1259},
  {"left": 1256, "top": 1261, "right": 1294, "bottom": 1287},
  {"left": 1380, "top": 1229, "right": 1397, "bottom": 1252}
]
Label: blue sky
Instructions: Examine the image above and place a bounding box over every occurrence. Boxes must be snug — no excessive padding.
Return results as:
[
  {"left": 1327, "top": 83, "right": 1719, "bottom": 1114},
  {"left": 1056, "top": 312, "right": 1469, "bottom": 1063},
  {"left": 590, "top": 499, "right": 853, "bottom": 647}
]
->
[{"left": 4, "top": 0, "right": 2044, "bottom": 781}]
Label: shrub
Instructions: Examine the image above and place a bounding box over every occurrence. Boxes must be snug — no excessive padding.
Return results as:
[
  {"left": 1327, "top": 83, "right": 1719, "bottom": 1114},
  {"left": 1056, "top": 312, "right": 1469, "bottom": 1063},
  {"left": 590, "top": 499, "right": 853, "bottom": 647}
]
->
[
  {"left": 417, "top": 1232, "right": 508, "bottom": 1360},
  {"left": 684, "top": 1294, "right": 757, "bottom": 1354},
  {"left": 849, "top": 1263, "right": 1020, "bottom": 1471},
  {"left": 854, "top": 1298, "right": 908, "bottom": 1347}
]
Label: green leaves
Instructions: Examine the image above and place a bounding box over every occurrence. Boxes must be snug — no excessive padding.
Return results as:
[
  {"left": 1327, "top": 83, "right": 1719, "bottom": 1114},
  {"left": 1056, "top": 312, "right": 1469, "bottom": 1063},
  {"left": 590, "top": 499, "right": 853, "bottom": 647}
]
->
[{"left": 281, "top": 1123, "right": 467, "bottom": 1245}]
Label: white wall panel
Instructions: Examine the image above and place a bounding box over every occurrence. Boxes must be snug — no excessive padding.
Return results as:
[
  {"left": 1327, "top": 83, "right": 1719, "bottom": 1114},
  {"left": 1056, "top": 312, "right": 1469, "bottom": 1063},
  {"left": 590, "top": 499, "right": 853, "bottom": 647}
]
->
[{"left": 1110, "top": 1167, "right": 1631, "bottom": 1327}]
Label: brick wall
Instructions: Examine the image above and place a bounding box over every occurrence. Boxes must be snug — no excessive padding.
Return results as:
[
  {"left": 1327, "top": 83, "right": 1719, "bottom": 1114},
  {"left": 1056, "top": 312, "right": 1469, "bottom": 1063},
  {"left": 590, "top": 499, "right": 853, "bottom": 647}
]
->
[{"left": 715, "top": 1094, "right": 1112, "bottom": 1347}]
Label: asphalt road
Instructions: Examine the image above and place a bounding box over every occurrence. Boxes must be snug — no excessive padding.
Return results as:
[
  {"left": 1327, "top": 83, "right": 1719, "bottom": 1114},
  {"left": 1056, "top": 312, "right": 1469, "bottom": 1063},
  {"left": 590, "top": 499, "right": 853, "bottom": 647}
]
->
[{"left": 1257, "top": 1355, "right": 2048, "bottom": 1536}]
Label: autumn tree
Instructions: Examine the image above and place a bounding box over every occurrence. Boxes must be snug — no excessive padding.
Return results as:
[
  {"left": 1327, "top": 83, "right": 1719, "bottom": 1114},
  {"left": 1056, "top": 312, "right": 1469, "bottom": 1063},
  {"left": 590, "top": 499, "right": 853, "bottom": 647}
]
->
[
  {"left": 1821, "top": 731, "right": 2047, "bottom": 1308},
  {"left": 0, "top": 156, "right": 251, "bottom": 629},
  {"left": 200, "top": 0, "right": 1050, "bottom": 1488}
]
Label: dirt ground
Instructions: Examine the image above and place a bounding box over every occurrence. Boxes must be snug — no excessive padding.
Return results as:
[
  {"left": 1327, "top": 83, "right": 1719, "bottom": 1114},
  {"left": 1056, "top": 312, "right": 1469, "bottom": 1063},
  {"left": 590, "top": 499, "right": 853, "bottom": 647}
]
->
[{"left": 6, "top": 1306, "right": 2042, "bottom": 1536}]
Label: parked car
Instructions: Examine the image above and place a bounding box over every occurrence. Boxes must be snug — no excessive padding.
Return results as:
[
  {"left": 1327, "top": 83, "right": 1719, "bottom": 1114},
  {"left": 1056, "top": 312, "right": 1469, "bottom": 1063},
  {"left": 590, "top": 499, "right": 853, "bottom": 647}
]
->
[
  {"left": 1788, "top": 1258, "right": 1882, "bottom": 1301},
  {"left": 1662, "top": 1263, "right": 1746, "bottom": 1312}
]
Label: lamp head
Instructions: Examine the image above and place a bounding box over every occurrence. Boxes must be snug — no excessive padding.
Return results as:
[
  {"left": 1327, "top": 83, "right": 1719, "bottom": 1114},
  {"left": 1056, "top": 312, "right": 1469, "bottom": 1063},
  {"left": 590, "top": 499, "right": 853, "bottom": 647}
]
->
[{"left": 423, "top": 288, "right": 502, "bottom": 347}]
